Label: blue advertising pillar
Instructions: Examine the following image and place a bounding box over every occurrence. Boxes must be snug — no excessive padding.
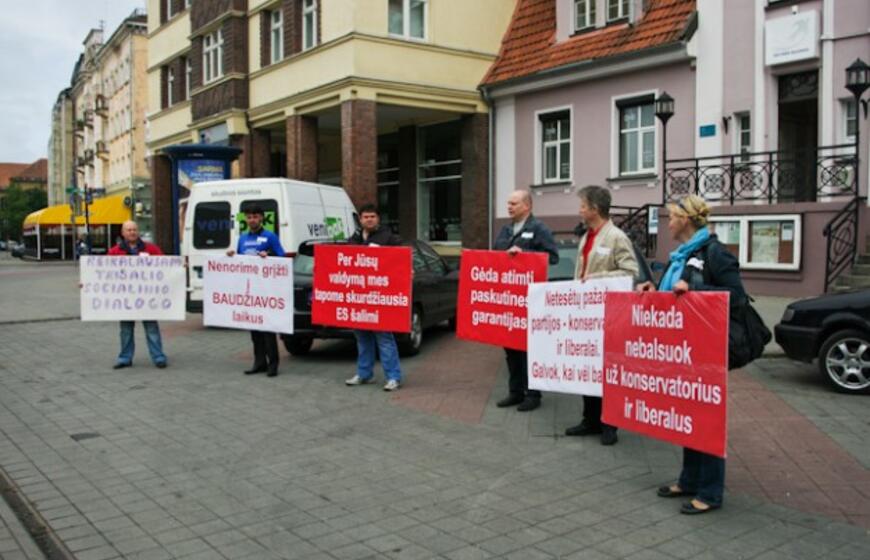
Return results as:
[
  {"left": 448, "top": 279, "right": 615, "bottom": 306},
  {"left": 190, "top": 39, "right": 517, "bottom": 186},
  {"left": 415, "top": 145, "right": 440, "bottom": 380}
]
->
[{"left": 163, "top": 144, "right": 241, "bottom": 254}]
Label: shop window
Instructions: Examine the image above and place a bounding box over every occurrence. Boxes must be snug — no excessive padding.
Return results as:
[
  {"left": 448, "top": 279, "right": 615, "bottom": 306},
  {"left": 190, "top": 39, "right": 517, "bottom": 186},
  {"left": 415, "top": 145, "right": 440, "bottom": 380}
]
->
[
  {"left": 710, "top": 215, "right": 801, "bottom": 271},
  {"left": 418, "top": 121, "right": 461, "bottom": 243}
]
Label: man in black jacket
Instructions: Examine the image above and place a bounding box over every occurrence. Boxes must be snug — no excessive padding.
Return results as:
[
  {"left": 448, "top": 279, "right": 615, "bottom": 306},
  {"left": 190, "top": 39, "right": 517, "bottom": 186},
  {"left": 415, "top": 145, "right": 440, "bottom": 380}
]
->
[
  {"left": 344, "top": 204, "right": 404, "bottom": 391},
  {"left": 493, "top": 190, "right": 559, "bottom": 411}
]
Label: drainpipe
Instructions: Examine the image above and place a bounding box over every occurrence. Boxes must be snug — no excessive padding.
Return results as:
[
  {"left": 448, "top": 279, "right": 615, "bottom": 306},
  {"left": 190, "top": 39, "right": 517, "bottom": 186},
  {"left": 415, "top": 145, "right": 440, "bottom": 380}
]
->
[{"left": 480, "top": 85, "right": 495, "bottom": 250}]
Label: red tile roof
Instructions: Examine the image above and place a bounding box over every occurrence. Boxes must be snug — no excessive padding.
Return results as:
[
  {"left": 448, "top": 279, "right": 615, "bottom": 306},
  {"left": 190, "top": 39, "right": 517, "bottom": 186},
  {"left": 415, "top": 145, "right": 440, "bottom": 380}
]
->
[
  {"left": 12, "top": 158, "right": 48, "bottom": 182},
  {"left": 482, "top": 0, "right": 697, "bottom": 86},
  {"left": 0, "top": 163, "right": 29, "bottom": 188}
]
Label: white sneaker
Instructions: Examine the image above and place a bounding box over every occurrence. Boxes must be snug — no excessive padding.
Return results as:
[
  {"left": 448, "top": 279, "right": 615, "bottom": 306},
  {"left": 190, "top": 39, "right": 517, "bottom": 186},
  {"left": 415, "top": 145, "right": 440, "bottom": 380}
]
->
[
  {"left": 383, "top": 379, "right": 401, "bottom": 392},
  {"left": 345, "top": 375, "right": 373, "bottom": 386}
]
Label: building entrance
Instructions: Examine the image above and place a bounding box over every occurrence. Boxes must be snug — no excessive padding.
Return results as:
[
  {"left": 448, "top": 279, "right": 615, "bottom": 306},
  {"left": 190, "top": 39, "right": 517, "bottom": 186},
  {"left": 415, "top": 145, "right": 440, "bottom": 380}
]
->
[{"left": 777, "top": 71, "right": 818, "bottom": 202}]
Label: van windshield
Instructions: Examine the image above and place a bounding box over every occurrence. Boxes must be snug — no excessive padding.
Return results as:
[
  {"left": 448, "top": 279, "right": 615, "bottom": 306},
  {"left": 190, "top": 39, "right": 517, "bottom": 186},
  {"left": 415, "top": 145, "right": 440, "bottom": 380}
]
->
[{"left": 193, "top": 202, "right": 232, "bottom": 249}]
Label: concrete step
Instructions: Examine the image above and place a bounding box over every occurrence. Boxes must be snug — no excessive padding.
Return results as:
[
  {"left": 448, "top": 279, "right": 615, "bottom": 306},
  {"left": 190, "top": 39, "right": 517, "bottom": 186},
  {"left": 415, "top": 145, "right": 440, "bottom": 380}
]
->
[
  {"left": 855, "top": 254, "right": 870, "bottom": 265},
  {"left": 851, "top": 263, "right": 870, "bottom": 275},
  {"left": 834, "top": 274, "right": 870, "bottom": 290}
]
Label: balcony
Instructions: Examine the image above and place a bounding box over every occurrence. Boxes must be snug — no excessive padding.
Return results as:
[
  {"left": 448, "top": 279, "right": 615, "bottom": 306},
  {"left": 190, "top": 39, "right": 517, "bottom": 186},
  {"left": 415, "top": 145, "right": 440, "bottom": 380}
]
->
[
  {"left": 96, "top": 141, "right": 109, "bottom": 159},
  {"left": 664, "top": 144, "right": 858, "bottom": 204},
  {"left": 95, "top": 95, "right": 108, "bottom": 118}
]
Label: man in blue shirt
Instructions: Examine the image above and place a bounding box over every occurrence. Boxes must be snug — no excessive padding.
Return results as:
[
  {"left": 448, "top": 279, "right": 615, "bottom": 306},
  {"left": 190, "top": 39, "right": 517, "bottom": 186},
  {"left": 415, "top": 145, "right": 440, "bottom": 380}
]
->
[{"left": 226, "top": 205, "right": 286, "bottom": 377}]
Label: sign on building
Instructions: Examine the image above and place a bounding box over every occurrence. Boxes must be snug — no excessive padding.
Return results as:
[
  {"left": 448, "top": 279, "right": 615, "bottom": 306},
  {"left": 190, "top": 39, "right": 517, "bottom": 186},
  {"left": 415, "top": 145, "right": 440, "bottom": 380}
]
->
[{"left": 765, "top": 11, "right": 819, "bottom": 66}]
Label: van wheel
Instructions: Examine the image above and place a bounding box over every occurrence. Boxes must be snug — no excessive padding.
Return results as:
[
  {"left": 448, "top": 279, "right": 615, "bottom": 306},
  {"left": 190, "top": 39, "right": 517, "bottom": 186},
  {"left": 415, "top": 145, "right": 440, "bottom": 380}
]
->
[
  {"left": 283, "top": 335, "right": 314, "bottom": 356},
  {"left": 398, "top": 308, "right": 423, "bottom": 356},
  {"left": 818, "top": 329, "right": 870, "bottom": 394}
]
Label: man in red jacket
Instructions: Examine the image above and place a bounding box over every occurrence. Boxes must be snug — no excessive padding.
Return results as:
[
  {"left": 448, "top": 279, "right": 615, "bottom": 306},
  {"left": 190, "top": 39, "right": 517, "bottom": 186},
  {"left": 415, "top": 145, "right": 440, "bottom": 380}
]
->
[{"left": 107, "top": 220, "right": 168, "bottom": 369}]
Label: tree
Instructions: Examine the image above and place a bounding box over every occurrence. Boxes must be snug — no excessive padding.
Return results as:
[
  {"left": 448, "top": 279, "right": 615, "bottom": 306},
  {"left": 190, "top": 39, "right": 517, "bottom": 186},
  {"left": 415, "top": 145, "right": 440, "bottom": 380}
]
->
[{"left": 0, "top": 186, "right": 47, "bottom": 241}]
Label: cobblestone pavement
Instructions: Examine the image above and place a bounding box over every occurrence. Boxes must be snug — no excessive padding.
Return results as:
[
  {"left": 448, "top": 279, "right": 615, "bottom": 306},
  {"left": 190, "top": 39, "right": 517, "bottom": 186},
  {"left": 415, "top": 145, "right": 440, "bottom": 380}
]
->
[{"left": 1, "top": 258, "right": 869, "bottom": 560}]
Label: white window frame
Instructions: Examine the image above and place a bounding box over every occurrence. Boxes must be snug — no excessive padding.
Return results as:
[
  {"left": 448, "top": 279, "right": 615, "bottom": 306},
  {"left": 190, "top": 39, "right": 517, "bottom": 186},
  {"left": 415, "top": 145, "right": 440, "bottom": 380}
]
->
[
  {"left": 166, "top": 0, "right": 174, "bottom": 20},
  {"left": 607, "top": 0, "right": 629, "bottom": 21},
  {"left": 709, "top": 214, "right": 802, "bottom": 271},
  {"left": 184, "top": 0, "right": 191, "bottom": 9},
  {"left": 184, "top": 57, "right": 192, "bottom": 99},
  {"left": 612, "top": 90, "right": 657, "bottom": 177},
  {"left": 303, "top": 0, "right": 318, "bottom": 51},
  {"left": 389, "top": 0, "right": 427, "bottom": 41},
  {"left": 534, "top": 106, "right": 573, "bottom": 185},
  {"left": 734, "top": 112, "right": 751, "bottom": 161},
  {"left": 166, "top": 67, "right": 174, "bottom": 107},
  {"left": 842, "top": 98, "right": 857, "bottom": 145},
  {"left": 202, "top": 30, "right": 224, "bottom": 85},
  {"left": 271, "top": 9, "right": 284, "bottom": 63},
  {"left": 574, "top": 0, "right": 595, "bottom": 31}
]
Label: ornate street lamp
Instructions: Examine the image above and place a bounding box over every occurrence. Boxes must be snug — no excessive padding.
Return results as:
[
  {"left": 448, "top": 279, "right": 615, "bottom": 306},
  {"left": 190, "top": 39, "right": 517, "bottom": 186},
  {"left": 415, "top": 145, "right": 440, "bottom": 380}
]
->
[
  {"left": 655, "top": 92, "right": 675, "bottom": 204},
  {"left": 845, "top": 59, "right": 869, "bottom": 197}
]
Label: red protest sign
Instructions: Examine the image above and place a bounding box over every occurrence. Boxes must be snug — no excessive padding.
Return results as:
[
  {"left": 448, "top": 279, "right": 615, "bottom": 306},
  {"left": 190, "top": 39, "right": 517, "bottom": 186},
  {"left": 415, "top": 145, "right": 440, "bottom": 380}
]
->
[
  {"left": 312, "top": 244, "right": 412, "bottom": 333},
  {"left": 456, "top": 249, "right": 548, "bottom": 351},
  {"left": 602, "top": 291, "right": 729, "bottom": 458}
]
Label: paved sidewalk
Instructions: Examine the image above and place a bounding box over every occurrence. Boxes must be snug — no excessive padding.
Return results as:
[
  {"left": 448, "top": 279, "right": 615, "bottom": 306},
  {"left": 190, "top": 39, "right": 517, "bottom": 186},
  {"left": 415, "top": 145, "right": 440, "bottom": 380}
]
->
[
  {"left": 0, "top": 262, "right": 868, "bottom": 560},
  {"left": 0, "top": 488, "right": 44, "bottom": 560}
]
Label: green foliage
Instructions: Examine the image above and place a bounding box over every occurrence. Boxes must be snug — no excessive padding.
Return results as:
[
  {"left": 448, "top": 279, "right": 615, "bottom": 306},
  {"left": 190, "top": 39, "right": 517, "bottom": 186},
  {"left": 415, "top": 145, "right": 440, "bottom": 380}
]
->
[{"left": 0, "top": 186, "right": 47, "bottom": 240}]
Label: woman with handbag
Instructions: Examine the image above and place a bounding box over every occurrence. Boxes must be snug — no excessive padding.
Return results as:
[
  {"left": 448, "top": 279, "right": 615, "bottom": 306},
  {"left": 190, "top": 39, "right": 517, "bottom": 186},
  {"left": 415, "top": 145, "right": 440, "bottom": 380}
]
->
[{"left": 637, "top": 194, "right": 747, "bottom": 514}]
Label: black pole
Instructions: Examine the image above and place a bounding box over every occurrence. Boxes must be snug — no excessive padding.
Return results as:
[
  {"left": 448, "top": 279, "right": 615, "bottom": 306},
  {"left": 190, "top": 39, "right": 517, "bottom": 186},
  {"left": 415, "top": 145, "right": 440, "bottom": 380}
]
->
[{"left": 661, "top": 122, "right": 668, "bottom": 204}]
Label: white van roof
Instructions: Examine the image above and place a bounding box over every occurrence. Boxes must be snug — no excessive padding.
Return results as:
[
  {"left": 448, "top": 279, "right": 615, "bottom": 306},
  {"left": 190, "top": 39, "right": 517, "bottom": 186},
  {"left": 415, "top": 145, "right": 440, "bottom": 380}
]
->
[{"left": 192, "top": 177, "right": 346, "bottom": 191}]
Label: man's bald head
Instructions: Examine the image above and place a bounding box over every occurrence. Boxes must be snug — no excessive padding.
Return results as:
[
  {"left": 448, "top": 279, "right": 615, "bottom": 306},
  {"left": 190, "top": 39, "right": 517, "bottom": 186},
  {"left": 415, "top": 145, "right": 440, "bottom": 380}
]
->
[
  {"left": 121, "top": 221, "right": 140, "bottom": 244},
  {"left": 507, "top": 190, "right": 532, "bottom": 223}
]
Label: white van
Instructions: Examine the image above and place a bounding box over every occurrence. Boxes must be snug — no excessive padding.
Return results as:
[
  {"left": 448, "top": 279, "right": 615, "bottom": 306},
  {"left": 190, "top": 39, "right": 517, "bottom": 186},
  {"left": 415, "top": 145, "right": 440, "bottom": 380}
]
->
[{"left": 182, "top": 178, "right": 357, "bottom": 311}]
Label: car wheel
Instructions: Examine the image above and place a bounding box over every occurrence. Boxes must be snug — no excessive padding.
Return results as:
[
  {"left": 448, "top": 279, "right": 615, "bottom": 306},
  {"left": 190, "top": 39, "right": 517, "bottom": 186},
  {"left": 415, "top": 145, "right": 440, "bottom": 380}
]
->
[
  {"left": 818, "top": 329, "right": 870, "bottom": 394},
  {"left": 399, "top": 308, "right": 423, "bottom": 356},
  {"left": 283, "top": 335, "right": 313, "bottom": 356}
]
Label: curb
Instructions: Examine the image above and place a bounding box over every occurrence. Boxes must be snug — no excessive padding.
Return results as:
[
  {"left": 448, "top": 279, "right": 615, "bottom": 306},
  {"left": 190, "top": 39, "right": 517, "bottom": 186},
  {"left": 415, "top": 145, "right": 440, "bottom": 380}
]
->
[{"left": 0, "top": 466, "right": 74, "bottom": 560}]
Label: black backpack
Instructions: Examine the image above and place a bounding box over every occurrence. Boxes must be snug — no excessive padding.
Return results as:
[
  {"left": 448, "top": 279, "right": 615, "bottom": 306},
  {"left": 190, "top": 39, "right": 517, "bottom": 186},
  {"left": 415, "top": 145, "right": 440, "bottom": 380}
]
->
[{"left": 695, "top": 242, "right": 772, "bottom": 370}]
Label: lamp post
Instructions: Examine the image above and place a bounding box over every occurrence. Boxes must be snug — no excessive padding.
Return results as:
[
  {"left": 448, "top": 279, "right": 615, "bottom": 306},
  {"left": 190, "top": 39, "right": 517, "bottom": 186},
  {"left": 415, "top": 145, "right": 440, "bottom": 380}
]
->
[
  {"left": 655, "top": 92, "right": 675, "bottom": 204},
  {"left": 845, "top": 58, "right": 869, "bottom": 197}
]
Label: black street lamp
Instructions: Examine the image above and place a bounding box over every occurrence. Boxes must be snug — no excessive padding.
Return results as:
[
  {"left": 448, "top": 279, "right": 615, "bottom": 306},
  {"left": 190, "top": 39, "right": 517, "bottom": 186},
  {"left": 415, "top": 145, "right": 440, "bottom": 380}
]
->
[
  {"left": 845, "top": 58, "right": 869, "bottom": 197},
  {"left": 655, "top": 92, "right": 675, "bottom": 204}
]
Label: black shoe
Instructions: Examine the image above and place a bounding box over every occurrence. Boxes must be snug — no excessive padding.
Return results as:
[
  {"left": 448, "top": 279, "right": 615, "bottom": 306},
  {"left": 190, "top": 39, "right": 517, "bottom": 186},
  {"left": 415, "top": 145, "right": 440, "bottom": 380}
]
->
[
  {"left": 517, "top": 397, "right": 541, "bottom": 412},
  {"left": 113, "top": 362, "right": 131, "bottom": 370},
  {"left": 155, "top": 362, "right": 167, "bottom": 369},
  {"left": 565, "top": 421, "right": 602, "bottom": 436},
  {"left": 600, "top": 430, "right": 618, "bottom": 446},
  {"left": 244, "top": 365, "right": 267, "bottom": 375},
  {"left": 496, "top": 394, "right": 524, "bottom": 408},
  {"left": 266, "top": 368, "right": 278, "bottom": 378}
]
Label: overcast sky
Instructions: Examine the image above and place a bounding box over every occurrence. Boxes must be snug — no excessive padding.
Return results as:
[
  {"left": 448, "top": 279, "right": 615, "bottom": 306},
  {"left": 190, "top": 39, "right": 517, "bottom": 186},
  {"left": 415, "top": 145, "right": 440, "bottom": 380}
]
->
[{"left": 0, "top": 0, "right": 145, "bottom": 164}]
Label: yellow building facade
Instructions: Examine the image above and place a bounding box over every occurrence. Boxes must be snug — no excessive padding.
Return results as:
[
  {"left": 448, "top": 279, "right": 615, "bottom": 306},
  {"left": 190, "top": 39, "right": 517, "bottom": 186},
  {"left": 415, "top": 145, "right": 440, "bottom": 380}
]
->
[{"left": 146, "top": 0, "right": 514, "bottom": 252}]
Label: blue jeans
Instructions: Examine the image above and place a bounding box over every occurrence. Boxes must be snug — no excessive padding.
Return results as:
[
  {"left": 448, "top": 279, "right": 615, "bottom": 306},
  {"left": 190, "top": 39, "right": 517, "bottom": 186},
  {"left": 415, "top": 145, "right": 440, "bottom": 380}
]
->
[
  {"left": 678, "top": 447, "right": 725, "bottom": 507},
  {"left": 354, "top": 330, "right": 401, "bottom": 382},
  {"left": 117, "top": 321, "right": 167, "bottom": 366}
]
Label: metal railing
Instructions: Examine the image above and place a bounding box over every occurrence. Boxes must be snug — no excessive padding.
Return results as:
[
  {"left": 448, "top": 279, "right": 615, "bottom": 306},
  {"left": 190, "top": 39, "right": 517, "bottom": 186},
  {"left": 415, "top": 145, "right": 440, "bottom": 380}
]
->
[
  {"left": 824, "top": 196, "right": 864, "bottom": 292},
  {"left": 612, "top": 204, "right": 658, "bottom": 258},
  {"left": 664, "top": 144, "right": 858, "bottom": 204}
]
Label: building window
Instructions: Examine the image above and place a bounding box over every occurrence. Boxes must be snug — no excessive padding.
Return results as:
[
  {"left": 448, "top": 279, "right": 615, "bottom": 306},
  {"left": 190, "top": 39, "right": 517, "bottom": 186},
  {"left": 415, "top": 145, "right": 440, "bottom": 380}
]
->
[
  {"left": 843, "top": 99, "right": 857, "bottom": 144},
  {"left": 167, "top": 67, "right": 175, "bottom": 106},
  {"left": 271, "top": 9, "right": 284, "bottom": 63},
  {"left": 184, "top": 57, "right": 192, "bottom": 99},
  {"left": 540, "top": 110, "right": 571, "bottom": 183},
  {"left": 618, "top": 100, "right": 655, "bottom": 175},
  {"left": 736, "top": 113, "right": 751, "bottom": 161},
  {"left": 203, "top": 30, "right": 224, "bottom": 85},
  {"left": 185, "top": 0, "right": 191, "bottom": 9},
  {"left": 575, "top": 0, "right": 595, "bottom": 31},
  {"left": 710, "top": 215, "right": 801, "bottom": 271},
  {"left": 166, "top": 0, "right": 174, "bottom": 20},
  {"left": 608, "top": 0, "right": 629, "bottom": 21},
  {"left": 303, "top": 0, "right": 318, "bottom": 50},
  {"left": 389, "top": 0, "right": 426, "bottom": 40}
]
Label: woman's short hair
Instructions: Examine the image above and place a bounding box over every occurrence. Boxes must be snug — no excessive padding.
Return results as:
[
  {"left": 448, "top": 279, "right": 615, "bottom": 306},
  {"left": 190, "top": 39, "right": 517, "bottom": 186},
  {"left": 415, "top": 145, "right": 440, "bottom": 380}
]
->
[
  {"left": 668, "top": 195, "right": 711, "bottom": 228},
  {"left": 577, "top": 185, "right": 611, "bottom": 218}
]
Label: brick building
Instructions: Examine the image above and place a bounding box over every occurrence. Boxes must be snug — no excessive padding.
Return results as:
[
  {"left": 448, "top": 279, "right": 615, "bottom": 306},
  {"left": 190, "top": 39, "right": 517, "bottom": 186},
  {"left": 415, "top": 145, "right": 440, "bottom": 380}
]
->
[{"left": 146, "top": 0, "right": 514, "bottom": 254}]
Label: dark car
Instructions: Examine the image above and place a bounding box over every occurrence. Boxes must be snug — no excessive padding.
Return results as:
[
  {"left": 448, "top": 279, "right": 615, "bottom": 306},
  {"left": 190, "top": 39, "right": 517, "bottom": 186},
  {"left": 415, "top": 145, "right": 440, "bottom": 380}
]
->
[
  {"left": 775, "top": 290, "right": 870, "bottom": 394},
  {"left": 548, "top": 239, "right": 654, "bottom": 284},
  {"left": 10, "top": 242, "right": 24, "bottom": 259},
  {"left": 282, "top": 239, "right": 459, "bottom": 357}
]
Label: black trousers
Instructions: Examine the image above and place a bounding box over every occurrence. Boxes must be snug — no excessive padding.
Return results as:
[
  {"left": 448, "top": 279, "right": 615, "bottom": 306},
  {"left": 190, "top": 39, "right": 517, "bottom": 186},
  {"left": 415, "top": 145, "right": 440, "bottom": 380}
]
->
[
  {"left": 582, "top": 396, "right": 617, "bottom": 434},
  {"left": 504, "top": 348, "right": 541, "bottom": 399},
  {"left": 251, "top": 330, "right": 279, "bottom": 369}
]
